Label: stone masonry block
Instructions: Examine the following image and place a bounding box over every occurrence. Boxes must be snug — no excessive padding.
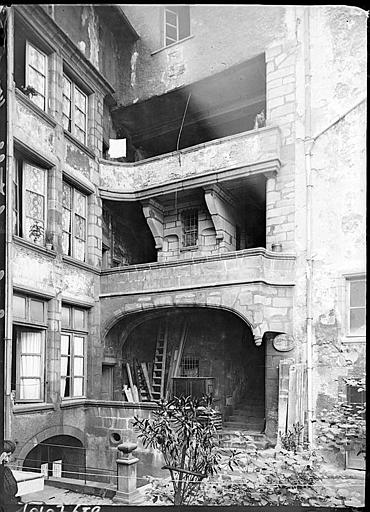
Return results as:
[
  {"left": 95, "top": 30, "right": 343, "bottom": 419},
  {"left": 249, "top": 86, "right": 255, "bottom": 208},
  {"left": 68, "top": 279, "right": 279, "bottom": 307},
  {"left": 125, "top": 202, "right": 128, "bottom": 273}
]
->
[{"left": 272, "top": 297, "right": 292, "bottom": 308}]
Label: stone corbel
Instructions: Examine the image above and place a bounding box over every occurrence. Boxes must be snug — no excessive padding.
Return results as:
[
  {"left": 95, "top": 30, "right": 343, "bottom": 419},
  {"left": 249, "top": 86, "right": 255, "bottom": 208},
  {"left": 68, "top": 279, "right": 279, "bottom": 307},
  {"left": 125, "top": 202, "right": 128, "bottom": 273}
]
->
[
  {"left": 141, "top": 199, "right": 164, "bottom": 250},
  {"left": 252, "top": 325, "right": 264, "bottom": 347},
  {"left": 203, "top": 184, "right": 235, "bottom": 241}
]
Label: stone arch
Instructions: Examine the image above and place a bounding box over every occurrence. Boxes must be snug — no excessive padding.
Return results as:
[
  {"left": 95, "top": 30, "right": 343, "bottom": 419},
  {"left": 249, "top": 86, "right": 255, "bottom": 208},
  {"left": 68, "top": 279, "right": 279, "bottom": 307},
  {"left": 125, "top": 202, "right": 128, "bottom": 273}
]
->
[
  {"left": 17, "top": 425, "right": 85, "bottom": 467},
  {"left": 102, "top": 302, "right": 256, "bottom": 348}
]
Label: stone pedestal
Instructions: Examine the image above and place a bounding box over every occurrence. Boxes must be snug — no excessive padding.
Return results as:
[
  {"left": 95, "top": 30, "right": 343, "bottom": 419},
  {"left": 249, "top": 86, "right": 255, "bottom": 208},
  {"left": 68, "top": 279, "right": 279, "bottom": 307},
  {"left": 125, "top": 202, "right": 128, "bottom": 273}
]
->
[{"left": 114, "top": 441, "right": 139, "bottom": 504}]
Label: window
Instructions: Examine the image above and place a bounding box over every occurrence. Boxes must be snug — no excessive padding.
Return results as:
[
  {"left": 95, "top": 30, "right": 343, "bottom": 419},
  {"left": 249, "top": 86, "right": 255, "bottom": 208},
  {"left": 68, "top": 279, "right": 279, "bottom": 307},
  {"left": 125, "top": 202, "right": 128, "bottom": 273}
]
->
[
  {"left": 25, "top": 42, "right": 47, "bottom": 111},
  {"left": 63, "top": 75, "right": 88, "bottom": 145},
  {"left": 61, "top": 305, "right": 87, "bottom": 398},
  {"left": 62, "top": 181, "right": 87, "bottom": 262},
  {"left": 182, "top": 209, "right": 198, "bottom": 247},
  {"left": 13, "top": 158, "right": 47, "bottom": 243},
  {"left": 164, "top": 6, "right": 190, "bottom": 47},
  {"left": 180, "top": 356, "right": 199, "bottom": 377},
  {"left": 12, "top": 294, "right": 47, "bottom": 402},
  {"left": 347, "top": 276, "right": 366, "bottom": 337}
]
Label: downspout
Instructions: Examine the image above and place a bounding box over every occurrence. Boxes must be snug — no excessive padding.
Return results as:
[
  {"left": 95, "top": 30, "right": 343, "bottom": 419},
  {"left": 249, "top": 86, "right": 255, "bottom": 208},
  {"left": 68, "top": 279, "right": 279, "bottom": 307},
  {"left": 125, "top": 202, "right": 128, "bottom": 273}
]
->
[
  {"left": 4, "top": 5, "right": 14, "bottom": 438},
  {"left": 303, "top": 6, "right": 314, "bottom": 448}
]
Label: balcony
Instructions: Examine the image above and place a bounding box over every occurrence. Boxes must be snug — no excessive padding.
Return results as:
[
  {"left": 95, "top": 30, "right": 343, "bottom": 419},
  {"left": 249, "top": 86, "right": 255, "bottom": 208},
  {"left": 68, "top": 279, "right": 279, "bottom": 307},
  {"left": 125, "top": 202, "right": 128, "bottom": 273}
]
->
[
  {"left": 100, "top": 247, "right": 294, "bottom": 297},
  {"left": 99, "top": 126, "right": 281, "bottom": 199}
]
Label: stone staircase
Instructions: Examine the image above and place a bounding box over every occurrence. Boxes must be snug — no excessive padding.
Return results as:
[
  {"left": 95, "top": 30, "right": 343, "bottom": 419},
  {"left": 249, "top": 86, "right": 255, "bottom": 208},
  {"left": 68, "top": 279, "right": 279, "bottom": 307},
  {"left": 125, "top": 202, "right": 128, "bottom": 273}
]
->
[{"left": 220, "top": 400, "right": 269, "bottom": 450}]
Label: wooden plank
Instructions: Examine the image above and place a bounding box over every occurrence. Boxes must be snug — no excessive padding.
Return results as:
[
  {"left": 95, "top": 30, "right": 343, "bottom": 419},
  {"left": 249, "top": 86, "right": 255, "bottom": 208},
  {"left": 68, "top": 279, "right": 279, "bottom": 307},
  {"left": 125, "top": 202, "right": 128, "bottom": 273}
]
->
[
  {"left": 132, "top": 384, "right": 139, "bottom": 402},
  {"left": 126, "top": 363, "right": 134, "bottom": 390},
  {"left": 173, "top": 321, "right": 188, "bottom": 378},
  {"left": 165, "top": 349, "right": 178, "bottom": 399},
  {"left": 160, "top": 319, "right": 168, "bottom": 399},
  {"left": 141, "top": 362, "right": 153, "bottom": 400},
  {"left": 123, "top": 384, "right": 133, "bottom": 402}
]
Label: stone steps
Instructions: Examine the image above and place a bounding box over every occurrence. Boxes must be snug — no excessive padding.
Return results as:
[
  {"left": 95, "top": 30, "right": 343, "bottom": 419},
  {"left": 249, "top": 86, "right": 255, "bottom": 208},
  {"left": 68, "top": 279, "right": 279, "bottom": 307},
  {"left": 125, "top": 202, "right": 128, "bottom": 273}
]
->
[{"left": 219, "top": 430, "right": 270, "bottom": 450}]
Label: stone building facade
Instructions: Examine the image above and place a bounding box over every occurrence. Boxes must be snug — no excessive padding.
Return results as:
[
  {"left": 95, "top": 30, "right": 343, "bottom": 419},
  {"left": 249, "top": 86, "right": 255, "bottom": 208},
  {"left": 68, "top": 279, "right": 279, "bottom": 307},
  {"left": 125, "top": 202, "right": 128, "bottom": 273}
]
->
[{"left": 2, "top": 4, "right": 366, "bottom": 482}]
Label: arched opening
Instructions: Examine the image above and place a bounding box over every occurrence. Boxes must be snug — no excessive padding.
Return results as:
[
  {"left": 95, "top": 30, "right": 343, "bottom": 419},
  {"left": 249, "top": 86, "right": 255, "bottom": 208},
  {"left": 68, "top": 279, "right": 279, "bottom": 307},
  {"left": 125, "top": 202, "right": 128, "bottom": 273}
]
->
[
  {"left": 106, "top": 307, "right": 265, "bottom": 430},
  {"left": 23, "top": 435, "right": 85, "bottom": 480}
]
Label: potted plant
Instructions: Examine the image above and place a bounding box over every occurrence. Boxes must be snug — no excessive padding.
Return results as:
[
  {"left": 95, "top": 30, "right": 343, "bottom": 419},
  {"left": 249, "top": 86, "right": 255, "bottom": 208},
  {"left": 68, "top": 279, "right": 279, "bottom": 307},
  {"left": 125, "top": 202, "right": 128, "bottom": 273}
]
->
[
  {"left": 29, "top": 222, "right": 44, "bottom": 244},
  {"left": 45, "top": 230, "right": 54, "bottom": 251},
  {"left": 20, "top": 85, "right": 39, "bottom": 98}
]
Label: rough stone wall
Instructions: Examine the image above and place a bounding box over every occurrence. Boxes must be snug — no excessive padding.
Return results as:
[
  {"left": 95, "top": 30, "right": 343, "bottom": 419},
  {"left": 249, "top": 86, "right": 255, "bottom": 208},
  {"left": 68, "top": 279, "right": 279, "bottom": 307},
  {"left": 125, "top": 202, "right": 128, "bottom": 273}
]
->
[
  {"left": 307, "top": 6, "right": 367, "bottom": 437},
  {"left": 119, "top": 5, "right": 288, "bottom": 104}
]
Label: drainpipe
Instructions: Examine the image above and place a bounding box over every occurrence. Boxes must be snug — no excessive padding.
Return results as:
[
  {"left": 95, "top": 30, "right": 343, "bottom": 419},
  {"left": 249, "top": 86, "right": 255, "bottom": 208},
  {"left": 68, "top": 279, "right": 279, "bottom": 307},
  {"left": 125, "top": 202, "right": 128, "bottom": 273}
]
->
[
  {"left": 4, "top": 5, "right": 14, "bottom": 438},
  {"left": 303, "top": 6, "right": 314, "bottom": 448}
]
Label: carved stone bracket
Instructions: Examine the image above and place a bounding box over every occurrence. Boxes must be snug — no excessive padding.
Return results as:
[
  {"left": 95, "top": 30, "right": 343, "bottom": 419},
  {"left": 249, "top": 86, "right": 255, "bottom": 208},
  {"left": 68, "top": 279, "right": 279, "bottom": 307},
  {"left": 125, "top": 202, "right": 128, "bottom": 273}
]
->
[
  {"left": 141, "top": 199, "right": 164, "bottom": 250},
  {"left": 203, "top": 184, "right": 236, "bottom": 242},
  {"left": 252, "top": 325, "right": 264, "bottom": 346}
]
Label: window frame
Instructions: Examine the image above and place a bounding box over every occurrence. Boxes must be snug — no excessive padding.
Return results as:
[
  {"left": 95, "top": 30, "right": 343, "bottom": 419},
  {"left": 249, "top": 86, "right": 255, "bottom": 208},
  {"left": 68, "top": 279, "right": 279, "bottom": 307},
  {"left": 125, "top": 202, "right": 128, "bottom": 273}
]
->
[
  {"left": 346, "top": 275, "right": 366, "bottom": 338},
  {"left": 62, "top": 73, "right": 88, "bottom": 146},
  {"left": 62, "top": 180, "right": 88, "bottom": 262},
  {"left": 13, "top": 157, "right": 48, "bottom": 244},
  {"left": 60, "top": 304, "right": 88, "bottom": 400},
  {"left": 181, "top": 208, "right": 199, "bottom": 248},
  {"left": 163, "top": 5, "right": 190, "bottom": 47},
  {"left": 25, "top": 40, "right": 48, "bottom": 112},
  {"left": 12, "top": 293, "right": 48, "bottom": 403}
]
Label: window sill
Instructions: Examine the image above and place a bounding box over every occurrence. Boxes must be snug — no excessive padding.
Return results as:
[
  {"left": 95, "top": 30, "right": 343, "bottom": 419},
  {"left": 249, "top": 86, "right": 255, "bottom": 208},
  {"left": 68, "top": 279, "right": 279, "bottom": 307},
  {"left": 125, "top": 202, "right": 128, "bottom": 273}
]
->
[
  {"left": 62, "top": 254, "right": 100, "bottom": 275},
  {"left": 180, "top": 245, "right": 198, "bottom": 252},
  {"left": 15, "top": 88, "right": 57, "bottom": 128},
  {"left": 13, "top": 235, "right": 57, "bottom": 258},
  {"left": 63, "top": 129, "right": 96, "bottom": 159},
  {"left": 13, "top": 403, "right": 55, "bottom": 414},
  {"left": 151, "top": 35, "right": 194, "bottom": 55},
  {"left": 60, "top": 398, "right": 87, "bottom": 409},
  {"left": 343, "top": 336, "right": 366, "bottom": 343}
]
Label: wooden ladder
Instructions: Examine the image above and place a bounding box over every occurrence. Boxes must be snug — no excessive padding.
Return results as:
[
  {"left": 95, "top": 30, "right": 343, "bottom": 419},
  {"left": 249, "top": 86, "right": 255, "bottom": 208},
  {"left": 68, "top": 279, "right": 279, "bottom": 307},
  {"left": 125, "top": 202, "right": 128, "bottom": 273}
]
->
[
  {"left": 152, "top": 318, "right": 168, "bottom": 401},
  {"left": 135, "top": 360, "right": 152, "bottom": 402}
]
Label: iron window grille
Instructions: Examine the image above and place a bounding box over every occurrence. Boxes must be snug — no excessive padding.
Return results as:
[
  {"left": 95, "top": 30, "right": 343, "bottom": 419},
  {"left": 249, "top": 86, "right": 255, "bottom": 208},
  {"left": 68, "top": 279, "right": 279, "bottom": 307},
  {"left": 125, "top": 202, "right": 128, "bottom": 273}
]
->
[{"left": 182, "top": 209, "right": 198, "bottom": 247}]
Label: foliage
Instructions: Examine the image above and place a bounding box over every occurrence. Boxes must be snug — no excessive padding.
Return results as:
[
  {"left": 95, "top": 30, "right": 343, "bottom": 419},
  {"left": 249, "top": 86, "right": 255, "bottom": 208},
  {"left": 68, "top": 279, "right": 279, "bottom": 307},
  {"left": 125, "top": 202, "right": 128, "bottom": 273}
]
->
[
  {"left": 133, "top": 395, "right": 230, "bottom": 505},
  {"left": 143, "top": 445, "right": 363, "bottom": 507},
  {"left": 21, "top": 85, "right": 39, "bottom": 97},
  {"left": 316, "top": 376, "right": 366, "bottom": 459},
  {"left": 279, "top": 422, "right": 304, "bottom": 452}
]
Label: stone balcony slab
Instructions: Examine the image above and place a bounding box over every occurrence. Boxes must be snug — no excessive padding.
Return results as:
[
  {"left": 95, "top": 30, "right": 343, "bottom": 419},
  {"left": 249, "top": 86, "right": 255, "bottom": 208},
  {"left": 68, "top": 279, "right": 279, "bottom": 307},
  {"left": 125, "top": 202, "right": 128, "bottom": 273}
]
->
[
  {"left": 100, "top": 248, "right": 295, "bottom": 297},
  {"left": 99, "top": 126, "right": 281, "bottom": 199}
]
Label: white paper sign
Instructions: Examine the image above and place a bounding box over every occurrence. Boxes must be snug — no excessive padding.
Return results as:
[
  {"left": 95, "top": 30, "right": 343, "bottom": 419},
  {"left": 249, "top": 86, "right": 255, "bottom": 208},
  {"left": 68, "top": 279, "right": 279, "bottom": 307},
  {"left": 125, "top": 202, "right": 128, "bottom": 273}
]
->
[{"left": 108, "top": 138, "right": 126, "bottom": 158}]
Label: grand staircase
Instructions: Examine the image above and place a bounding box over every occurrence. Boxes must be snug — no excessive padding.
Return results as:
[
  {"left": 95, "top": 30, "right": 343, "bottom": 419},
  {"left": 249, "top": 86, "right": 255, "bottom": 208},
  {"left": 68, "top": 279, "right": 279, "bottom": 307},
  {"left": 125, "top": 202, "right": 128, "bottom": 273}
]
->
[{"left": 220, "top": 399, "right": 269, "bottom": 450}]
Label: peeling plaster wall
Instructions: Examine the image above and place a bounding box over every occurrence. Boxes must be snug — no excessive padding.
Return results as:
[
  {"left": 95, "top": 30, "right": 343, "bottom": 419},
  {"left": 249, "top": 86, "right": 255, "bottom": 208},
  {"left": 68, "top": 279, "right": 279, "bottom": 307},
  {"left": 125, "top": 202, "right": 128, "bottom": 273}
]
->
[
  {"left": 295, "top": 6, "right": 366, "bottom": 446},
  {"left": 120, "top": 5, "right": 288, "bottom": 104}
]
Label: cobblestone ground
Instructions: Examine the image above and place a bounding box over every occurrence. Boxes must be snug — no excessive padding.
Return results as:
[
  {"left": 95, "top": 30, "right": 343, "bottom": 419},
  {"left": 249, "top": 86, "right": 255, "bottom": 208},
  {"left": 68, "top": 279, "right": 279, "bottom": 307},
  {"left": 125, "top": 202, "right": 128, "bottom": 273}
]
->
[{"left": 22, "top": 486, "right": 117, "bottom": 505}]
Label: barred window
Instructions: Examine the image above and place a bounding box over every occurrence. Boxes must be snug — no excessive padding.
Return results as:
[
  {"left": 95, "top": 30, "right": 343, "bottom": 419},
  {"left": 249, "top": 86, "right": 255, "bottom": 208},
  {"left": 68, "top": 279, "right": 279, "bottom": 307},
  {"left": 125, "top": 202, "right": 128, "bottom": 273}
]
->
[
  {"left": 182, "top": 209, "right": 198, "bottom": 247},
  {"left": 180, "top": 356, "right": 199, "bottom": 377}
]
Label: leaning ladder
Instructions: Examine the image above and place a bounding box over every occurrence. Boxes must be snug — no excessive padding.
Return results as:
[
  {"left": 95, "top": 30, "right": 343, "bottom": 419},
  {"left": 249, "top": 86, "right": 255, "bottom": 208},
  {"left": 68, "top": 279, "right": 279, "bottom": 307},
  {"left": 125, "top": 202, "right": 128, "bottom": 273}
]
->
[{"left": 152, "top": 318, "right": 168, "bottom": 400}]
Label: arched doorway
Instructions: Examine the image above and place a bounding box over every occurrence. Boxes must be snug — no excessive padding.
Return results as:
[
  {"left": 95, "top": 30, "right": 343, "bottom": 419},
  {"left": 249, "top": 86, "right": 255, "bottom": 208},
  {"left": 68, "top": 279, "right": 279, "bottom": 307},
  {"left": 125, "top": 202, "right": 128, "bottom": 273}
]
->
[
  {"left": 107, "top": 307, "right": 265, "bottom": 429},
  {"left": 23, "top": 435, "right": 85, "bottom": 480}
]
